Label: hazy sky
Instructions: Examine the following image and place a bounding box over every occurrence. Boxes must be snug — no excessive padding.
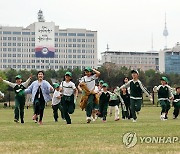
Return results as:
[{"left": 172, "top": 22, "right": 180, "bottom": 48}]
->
[{"left": 0, "top": 0, "right": 180, "bottom": 58}]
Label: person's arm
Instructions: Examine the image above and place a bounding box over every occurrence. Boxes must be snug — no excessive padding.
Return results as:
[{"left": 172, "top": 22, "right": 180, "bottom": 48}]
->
[
  {"left": 56, "top": 91, "right": 62, "bottom": 99},
  {"left": 59, "top": 81, "right": 63, "bottom": 92},
  {"left": 167, "top": 85, "right": 174, "bottom": 100},
  {"left": 22, "top": 75, "right": 32, "bottom": 88},
  {"left": 92, "top": 68, "right": 100, "bottom": 78},
  {"left": 72, "top": 83, "right": 78, "bottom": 98},
  {"left": 0, "top": 91, "right": 4, "bottom": 98},
  {"left": 24, "top": 82, "right": 34, "bottom": 94},
  {"left": 0, "top": 77, "right": 16, "bottom": 88},
  {"left": 138, "top": 81, "right": 152, "bottom": 101},
  {"left": 118, "top": 94, "right": 124, "bottom": 104},
  {"left": 120, "top": 80, "right": 131, "bottom": 89},
  {"left": 78, "top": 84, "right": 82, "bottom": 92},
  {"left": 45, "top": 80, "right": 54, "bottom": 92},
  {"left": 74, "top": 88, "right": 78, "bottom": 98}
]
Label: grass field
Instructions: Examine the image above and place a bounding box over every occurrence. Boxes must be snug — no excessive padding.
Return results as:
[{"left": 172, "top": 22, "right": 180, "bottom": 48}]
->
[{"left": 0, "top": 106, "right": 180, "bottom": 154}]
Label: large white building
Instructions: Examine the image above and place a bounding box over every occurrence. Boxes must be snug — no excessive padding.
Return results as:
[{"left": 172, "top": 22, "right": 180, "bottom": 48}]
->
[
  {"left": 0, "top": 10, "right": 97, "bottom": 70},
  {"left": 101, "top": 50, "right": 159, "bottom": 71}
]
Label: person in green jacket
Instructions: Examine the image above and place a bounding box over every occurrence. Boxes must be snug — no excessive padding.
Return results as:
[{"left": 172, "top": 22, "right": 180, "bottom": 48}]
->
[
  {"left": 99, "top": 83, "right": 111, "bottom": 122},
  {"left": 153, "top": 77, "right": 173, "bottom": 120},
  {"left": 0, "top": 75, "right": 31, "bottom": 123},
  {"left": 120, "top": 70, "right": 152, "bottom": 122}
]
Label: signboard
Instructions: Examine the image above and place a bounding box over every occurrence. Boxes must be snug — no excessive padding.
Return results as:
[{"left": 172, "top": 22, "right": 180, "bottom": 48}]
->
[{"left": 35, "top": 22, "right": 55, "bottom": 58}]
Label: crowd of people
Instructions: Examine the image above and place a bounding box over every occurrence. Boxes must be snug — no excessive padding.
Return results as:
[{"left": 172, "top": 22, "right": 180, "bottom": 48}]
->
[{"left": 0, "top": 67, "right": 179, "bottom": 125}]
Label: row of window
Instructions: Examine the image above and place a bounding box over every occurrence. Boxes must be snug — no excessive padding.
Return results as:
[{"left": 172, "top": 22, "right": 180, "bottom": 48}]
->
[
  {"left": 1, "top": 42, "right": 35, "bottom": 47},
  {"left": 1, "top": 42, "right": 95, "bottom": 48},
  {"left": 55, "top": 38, "right": 94, "bottom": 42},
  {"left": 1, "top": 37, "right": 34, "bottom": 41},
  {"left": 0, "top": 31, "right": 94, "bottom": 37},
  {"left": 1, "top": 65, "right": 93, "bottom": 70},
  {"left": 0, "top": 53, "right": 95, "bottom": 59},
  {"left": 1, "top": 48, "right": 95, "bottom": 54},
  {"left": 56, "top": 44, "right": 94, "bottom": 48},
  {"left": 1, "top": 37, "right": 94, "bottom": 43}
]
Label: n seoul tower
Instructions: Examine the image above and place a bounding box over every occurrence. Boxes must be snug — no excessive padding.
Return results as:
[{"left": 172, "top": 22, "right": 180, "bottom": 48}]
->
[{"left": 163, "top": 13, "right": 168, "bottom": 49}]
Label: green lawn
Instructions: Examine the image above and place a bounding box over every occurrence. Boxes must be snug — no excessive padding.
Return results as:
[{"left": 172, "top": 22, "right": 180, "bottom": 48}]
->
[{"left": 0, "top": 106, "right": 179, "bottom": 154}]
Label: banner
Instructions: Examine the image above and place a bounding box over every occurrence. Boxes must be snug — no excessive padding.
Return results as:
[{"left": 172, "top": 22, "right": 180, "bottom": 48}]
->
[{"left": 35, "top": 22, "right": 55, "bottom": 58}]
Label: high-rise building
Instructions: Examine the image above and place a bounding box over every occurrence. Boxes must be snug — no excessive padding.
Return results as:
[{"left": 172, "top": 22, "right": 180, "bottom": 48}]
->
[
  {"left": 0, "top": 10, "right": 97, "bottom": 70},
  {"left": 159, "top": 42, "right": 180, "bottom": 74}
]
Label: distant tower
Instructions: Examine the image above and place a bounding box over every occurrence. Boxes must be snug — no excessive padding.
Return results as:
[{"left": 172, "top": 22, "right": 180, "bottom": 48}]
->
[
  {"left": 151, "top": 33, "right": 154, "bottom": 51},
  {"left": 106, "top": 44, "right": 109, "bottom": 51},
  {"left": 163, "top": 13, "right": 168, "bottom": 49},
  {"left": 38, "top": 10, "right": 45, "bottom": 22}
]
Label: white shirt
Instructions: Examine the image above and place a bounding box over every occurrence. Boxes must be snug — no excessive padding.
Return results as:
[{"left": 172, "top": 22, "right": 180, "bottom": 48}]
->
[
  {"left": 52, "top": 90, "right": 62, "bottom": 105},
  {"left": 80, "top": 74, "right": 98, "bottom": 91},
  {"left": 60, "top": 81, "right": 76, "bottom": 96}
]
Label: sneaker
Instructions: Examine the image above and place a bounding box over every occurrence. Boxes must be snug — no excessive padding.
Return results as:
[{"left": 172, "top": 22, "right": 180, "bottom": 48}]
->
[
  {"left": 32, "top": 114, "right": 37, "bottom": 120},
  {"left": 132, "top": 119, "right": 137, "bottom": 122},
  {"left": 115, "top": 118, "right": 120, "bottom": 121},
  {"left": 39, "top": 121, "right": 43, "bottom": 125},
  {"left": 14, "top": 119, "right": 19, "bottom": 123},
  {"left": 160, "top": 115, "right": 164, "bottom": 120},
  {"left": 86, "top": 117, "right": 91, "bottom": 123},
  {"left": 102, "top": 120, "right": 106, "bottom": 122},
  {"left": 92, "top": 118, "right": 96, "bottom": 122},
  {"left": 173, "top": 115, "right": 177, "bottom": 119}
]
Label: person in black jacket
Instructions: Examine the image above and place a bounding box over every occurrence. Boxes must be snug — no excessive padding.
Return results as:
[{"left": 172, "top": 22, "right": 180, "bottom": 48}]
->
[
  {"left": 99, "top": 83, "right": 110, "bottom": 122},
  {"left": 173, "top": 87, "right": 180, "bottom": 119}
]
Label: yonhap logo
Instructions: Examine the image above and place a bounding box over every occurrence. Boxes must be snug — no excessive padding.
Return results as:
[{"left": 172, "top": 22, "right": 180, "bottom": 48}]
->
[
  {"left": 122, "top": 132, "right": 179, "bottom": 148},
  {"left": 123, "top": 132, "right": 137, "bottom": 148}
]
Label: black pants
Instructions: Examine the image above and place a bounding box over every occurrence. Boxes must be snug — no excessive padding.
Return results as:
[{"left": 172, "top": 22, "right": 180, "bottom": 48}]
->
[
  {"left": 61, "top": 95, "right": 75, "bottom": 124},
  {"left": 99, "top": 102, "right": 108, "bottom": 121},
  {"left": 52, "top": 103, "right": 65, "bottom": 121},
  {"left": 34, "top": 98, "right": 45, "bottom": 122},
  {"left": 121, "top": 102, "right": 132, "bottom": 119}
]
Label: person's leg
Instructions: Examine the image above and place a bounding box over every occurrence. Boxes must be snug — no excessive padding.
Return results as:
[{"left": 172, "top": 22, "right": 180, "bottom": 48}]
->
[
  {"left": 14, "top": 98, "right": 20, "bottom": 122},
  {"left": 62, "top": 96, "right": 71, "bottom": 124},
  {"left": 86, "top": 94, "right": 95, "bottom": 122},
  {"left": 173, "top": 103, "right": 179, "bottom": 119},
  {"left": 52, "top": 104, "right": 58, "bottom": 122},
  {"left": 165, "top": 100, "right": 170, "bottom": 119},
  {"left": 115, "top": 105, "right": 119, "bottom": 120},
  {"left": 121, "top": 103, "right": 126, "bottom": 119},
  {"left": 68, "top": 95, "right": 75, "bottom": 114},
  {"left": 59, "top": 103, "right": 65, "bottom": 120},
  {"left": 160, "top": 100, "right": 166, "bottom": 119},
  {"left": 39, "top": 100, "right": 45, "bottom": 124},
  {"left": 109, "top": 106, "right": 113, "bottom": 117},
  {"left": 134, "top": 99, "right": 142, "bottom": 112},
  {"left": 39, "top": 109, "right": 44, "bottom": 124},
  {"left": 19, "top": 99, "right": 25, "bottom": 123},
  {"left": 174, "top": 101, "right": 180, "bottom": 118},
  {"left": 130, "top": 98, "right": 137, "bottom": 121},
  {"left": 102, "top": 103, "right": 108, "bottom": 121}
]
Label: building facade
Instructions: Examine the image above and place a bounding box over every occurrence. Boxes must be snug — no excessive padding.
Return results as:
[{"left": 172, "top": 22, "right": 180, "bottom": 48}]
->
[
  {"left": 101, "top": 50, "right": 159, "bottom": 71},
  {"left": 159, "top": 42, "right": 180, "bottom": 74},
  {"left": 0, "top": 11, "right": 97, "bottom": 70}
]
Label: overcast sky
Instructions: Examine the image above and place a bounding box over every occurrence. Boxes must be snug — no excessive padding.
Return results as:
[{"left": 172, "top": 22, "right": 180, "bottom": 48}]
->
[{"left": 0, "top": 0, "right": 180, "bottom": 58}]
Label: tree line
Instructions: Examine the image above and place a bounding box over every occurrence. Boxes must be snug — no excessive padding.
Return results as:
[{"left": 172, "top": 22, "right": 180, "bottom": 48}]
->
[{"left": 0, "top": 62, "right": 180, "bottom": 102}]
